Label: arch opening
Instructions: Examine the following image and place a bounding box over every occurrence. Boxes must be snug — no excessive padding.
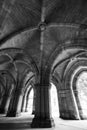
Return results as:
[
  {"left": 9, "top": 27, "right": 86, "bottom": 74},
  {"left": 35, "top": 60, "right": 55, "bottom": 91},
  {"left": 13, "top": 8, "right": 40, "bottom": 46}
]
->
[
  {"left": 50, "top": 83, "right": 59, "bottom": 118},
  {"left": 26, "top": 88, "right": 34, "bottom": 115},
  {"left": 76, "top": 71, "right": 87, "bottom": 117},
  {"left": 22, "top": 85, "right": 34, "bottom": 116}
]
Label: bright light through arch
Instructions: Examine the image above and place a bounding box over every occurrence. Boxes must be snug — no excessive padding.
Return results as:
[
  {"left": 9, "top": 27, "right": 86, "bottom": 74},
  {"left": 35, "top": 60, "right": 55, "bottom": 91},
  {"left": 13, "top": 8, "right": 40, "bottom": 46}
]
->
[
  {"left": 27, "top": 89, "right": 34, "bottom": 114},
  {"left": 50, "top": 83, "right": 59, "bottom": 117},
  {"left": 76, "top": 71, "right": 87, "bottom": 116}
]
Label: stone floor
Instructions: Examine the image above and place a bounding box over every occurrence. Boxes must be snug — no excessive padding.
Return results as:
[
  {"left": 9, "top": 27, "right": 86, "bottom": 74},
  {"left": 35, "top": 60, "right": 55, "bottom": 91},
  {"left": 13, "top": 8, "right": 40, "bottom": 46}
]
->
[{"left": 0, "top": 113, "right": 87, "bottom": 130}]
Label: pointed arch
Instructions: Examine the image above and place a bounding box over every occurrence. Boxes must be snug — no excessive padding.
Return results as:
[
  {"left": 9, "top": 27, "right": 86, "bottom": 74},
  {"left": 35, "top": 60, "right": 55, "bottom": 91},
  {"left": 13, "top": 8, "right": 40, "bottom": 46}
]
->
[{"left": 44, "top": 41, "right": 87, "bottom": 119}]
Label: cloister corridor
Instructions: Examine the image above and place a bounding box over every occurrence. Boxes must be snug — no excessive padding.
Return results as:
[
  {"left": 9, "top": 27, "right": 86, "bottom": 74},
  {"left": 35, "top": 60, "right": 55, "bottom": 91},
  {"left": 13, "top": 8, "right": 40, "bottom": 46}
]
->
[
  {"left": 0, "top": 83, "right": 87, "bottom": 130},
  {"left": 1, "top": 0, "right": 87, "bottom": 129}
]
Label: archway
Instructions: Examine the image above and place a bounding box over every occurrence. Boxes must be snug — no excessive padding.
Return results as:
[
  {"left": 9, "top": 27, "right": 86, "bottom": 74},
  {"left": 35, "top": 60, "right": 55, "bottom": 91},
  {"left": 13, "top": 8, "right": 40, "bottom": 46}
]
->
[
  {"left": 50, "top": 83, "right": 59, "bottom": 118},
  {"left": 76, "top": 71, "right": 87, "bottom": 117},
  {"left": 21, "top": 86, "right": 34, "bottom": 116},
  {"left": 64, "top": 58, "right": 87, "bottom": 119},
  {"left": 26, "top": 88, "right": 34, "bottom": 115}
]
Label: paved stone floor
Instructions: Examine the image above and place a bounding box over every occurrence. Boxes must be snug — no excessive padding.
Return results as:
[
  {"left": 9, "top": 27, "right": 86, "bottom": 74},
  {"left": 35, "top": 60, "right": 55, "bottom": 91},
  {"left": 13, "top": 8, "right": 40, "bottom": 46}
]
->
[{"left": 0, "top": 113, "right": 87, "bottom": 130}]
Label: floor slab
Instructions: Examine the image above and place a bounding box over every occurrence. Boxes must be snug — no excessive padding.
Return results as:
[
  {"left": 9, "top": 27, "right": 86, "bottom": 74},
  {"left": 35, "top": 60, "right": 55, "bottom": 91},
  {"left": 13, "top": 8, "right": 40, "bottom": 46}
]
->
[{"left": 0, "top": 113, "right": 87, "bottom": 130}]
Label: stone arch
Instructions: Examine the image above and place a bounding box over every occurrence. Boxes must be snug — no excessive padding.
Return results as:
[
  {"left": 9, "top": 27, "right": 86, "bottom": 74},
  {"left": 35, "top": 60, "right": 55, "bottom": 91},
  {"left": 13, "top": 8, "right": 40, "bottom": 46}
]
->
[
  {"left": 6, "top": 70, "right": 35, "bottom": 117},
  {"left": 11, "top": 67, "right": 35, "bottom": 116},
  {"left": 0, "top": 70, "right": 16, "bottom": 114},
  {"left": 0, "top": 48, "right": 39, "bottom": 75},
  {"left": 20, "top": 69, "right": 35, "bottom": 95},
  {"left": 65, "top": 58, "right": 87, "bottom": 120},
  {"left": 44, "top": 39, "right": 87, "bottom": 119},
  {"left": 45, "top": 41, "right": 87, "bottom": 80},
  {"left": 3, "top": 47, "right": 38, "bottom": 117},
  {"left": 21, "top": 69, "right": 35, "bottom": 111}
]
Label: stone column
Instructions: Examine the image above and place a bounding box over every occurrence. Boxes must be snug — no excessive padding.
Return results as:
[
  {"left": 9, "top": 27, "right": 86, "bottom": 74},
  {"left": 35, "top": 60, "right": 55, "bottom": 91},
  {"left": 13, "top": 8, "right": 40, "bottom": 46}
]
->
[
  {"left": 4, "top": 96, "right": 11, "bottom": 114},
  {"left": 0, "top": 93, "right": 10, "bottom": 114},
  {"left": 6, "top": 90, "right": 23, "bottom": 117},
  {"left": 58, "top": 89, "right": 80, "bottom": 120},
  {"left": 32, "top": 89, "right": 35, "bottom": 114},
  {"left": 21, "top": 95, "right": 26, "bottom": 112},
  {"left": 0, "top": 83, "right": 15, "bottom": 114},
  {"left": 31, "top": 83, "right": 55, "bottom": 128},
  {"left": 16, "top": 94, "right": 23, "bottom": 115},
  {"left": 25, "top": 93, "right": 29, "bottom": 112}
]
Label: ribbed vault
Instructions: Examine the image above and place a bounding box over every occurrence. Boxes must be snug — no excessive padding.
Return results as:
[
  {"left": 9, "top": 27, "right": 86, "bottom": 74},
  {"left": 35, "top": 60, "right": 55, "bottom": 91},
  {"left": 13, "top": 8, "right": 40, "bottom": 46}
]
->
[
  {"left": 0, "top": 0, "right": 87, "bottom": 68},
  {"left": 0, "top": 0, "right": 87, "bottom": 128}
]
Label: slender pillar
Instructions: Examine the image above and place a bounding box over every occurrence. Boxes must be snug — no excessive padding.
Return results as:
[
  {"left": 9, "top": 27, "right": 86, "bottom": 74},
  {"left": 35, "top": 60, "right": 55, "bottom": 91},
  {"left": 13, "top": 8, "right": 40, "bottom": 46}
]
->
[
  {"left": 25, "top": 93, "right": 29, "bottom": 112},
  {"left": 21, "top": 95, "right": 26, "bottom": 112},
  {"left": 22, "top": 96, "right": 27, "bottom": 112},
  {"left": 4, "top": 96, "right": 11, "bottom": 114},
  {"left": 31, "top": 83, "right": 55, "bottom": 128}
]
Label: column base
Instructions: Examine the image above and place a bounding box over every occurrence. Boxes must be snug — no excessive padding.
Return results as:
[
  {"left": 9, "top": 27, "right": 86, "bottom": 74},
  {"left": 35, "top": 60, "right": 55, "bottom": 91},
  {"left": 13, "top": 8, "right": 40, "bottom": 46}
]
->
[
  {"left": 60, "top": 112, "right": 80, "bottom": 120},
  {"left": 80, "top": 114, "right": 87, "bottom": 120},
  {"left": 0, "top": 108, "right": 6, "bottom": 114},
  {"left": 31, "top": 116, "right": 55, "bottom": 128},
  {"left": 6, "top": 111, "right": 21, "bottom": 117}
]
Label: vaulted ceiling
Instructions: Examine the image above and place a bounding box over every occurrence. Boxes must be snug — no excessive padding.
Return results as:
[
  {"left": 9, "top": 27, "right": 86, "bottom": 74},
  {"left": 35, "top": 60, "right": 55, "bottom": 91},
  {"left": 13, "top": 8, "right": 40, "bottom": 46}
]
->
[{"left": 0, "top": 0, "right": 87, "bottom": 71}]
